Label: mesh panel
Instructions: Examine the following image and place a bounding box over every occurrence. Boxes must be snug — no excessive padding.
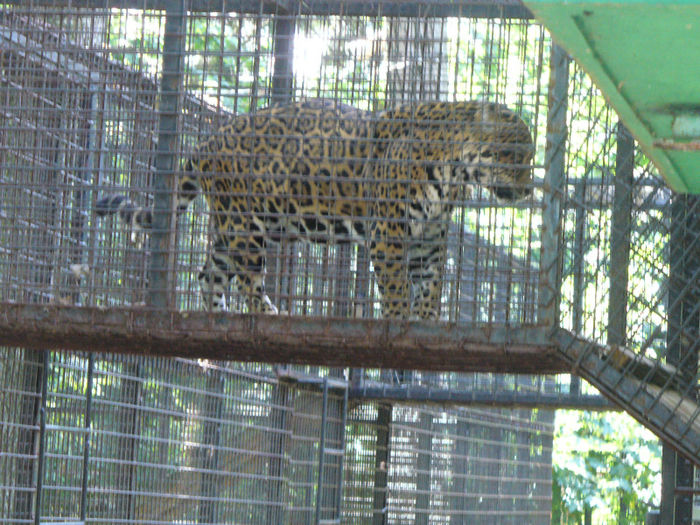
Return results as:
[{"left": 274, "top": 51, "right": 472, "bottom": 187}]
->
[{"left": 1, "top": 352, "right": 555, "bottom": 524}]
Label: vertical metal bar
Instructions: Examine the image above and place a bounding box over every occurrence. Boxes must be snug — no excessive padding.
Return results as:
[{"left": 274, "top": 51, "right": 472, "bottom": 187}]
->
[
  {"left": 148, "top": 0, "right": 187, "bottom": 310},
  {"left": 34, "top": 351, "right": 49, "bottom": 525},
  {"left": 198, "top": 369, "right": 224, "bottom": 524},
  {"left": 661, "top": 195, "right": 683, "bottom": 525},
  {"left": 79, "top": 353, "right": 95, "bottom": 521},
  {"left": 116, "top": 360, "right": 142, "bottom": 521},
  {"left": 450, "top": 418, "right": 469, "bottom": 525},
  {"left": 486, "top": 412, "right": 504, "bottom": 517},
  {"left": 514, "top": 408, "right": 532, "bottom": 518},
  {"left": 12, "top": 350, "right": 44, "bottom": 522},
  {"left": 539, "top": 409, "right": 556, "bottom": 518},
  {"left": 267, "top": 3, "right": 296, "bottom": 312},
  {"left": 539, "top": 43, "right": 569, "bottom": 329},
  {"left": 415, "top": 412, "right": 433, "bottom": 525},
  {"left": 372, "top": 404, "right": 392, "bottom": 525},
  {"left": 315, "top": 379, "right": 329, "bottom": 525},
  {"left": 661, "top": 194, "right": 698, "bottom": 525},
  {"left": 607, "top": 122, "right": 633, "bottom": 346},
  {"left": 271, "top": 6, "right": 295, "bottom": 104},
  {"left": 334, "top": 384, "right": 349, "bottom": 518},
  {"left": 267, "top": 381, "right": 291, "bottom": 524},
  {"left": 660, "top": 445, "right": 676, "bottom": 524},
  {"left": 570, "top": 180, "right": 586, "bottom": 395}
]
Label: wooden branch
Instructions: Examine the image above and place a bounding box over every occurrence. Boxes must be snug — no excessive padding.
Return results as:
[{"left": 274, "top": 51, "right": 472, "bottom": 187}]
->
[{"left": 0, "top": 304, "right": 566, "bottom": 374}]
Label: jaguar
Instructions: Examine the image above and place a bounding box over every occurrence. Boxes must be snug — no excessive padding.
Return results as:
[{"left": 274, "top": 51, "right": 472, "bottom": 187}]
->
[{"left": 96, "top": 98, "right": 533, "bottom": 319}]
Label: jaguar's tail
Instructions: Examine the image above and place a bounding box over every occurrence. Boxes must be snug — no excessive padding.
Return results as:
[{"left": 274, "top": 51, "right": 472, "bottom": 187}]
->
[
  {"left": 95, "top": 159, "right": 201, "bottom": 231},
  {"left": 95, "top": 194, "right": 152, "bottom": 231}
]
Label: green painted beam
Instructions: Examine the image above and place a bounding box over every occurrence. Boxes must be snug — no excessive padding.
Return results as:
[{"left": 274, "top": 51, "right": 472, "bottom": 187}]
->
[{"left": 524, "top": 0, "right": 700, "bottom": 193}]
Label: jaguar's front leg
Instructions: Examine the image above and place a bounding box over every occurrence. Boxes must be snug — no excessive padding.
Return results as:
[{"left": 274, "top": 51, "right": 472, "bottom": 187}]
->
[
  {"left": 198, "top": 258, "right": 230, "bottom": 311},
  {"left": 409, "top": 224, "right": 448, "bottom": 320},
  {"left": 370, "top": 221, "right": 411, "bottom": 320}
]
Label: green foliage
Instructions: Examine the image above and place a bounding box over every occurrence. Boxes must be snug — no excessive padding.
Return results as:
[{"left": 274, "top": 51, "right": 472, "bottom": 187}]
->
[{"left": 552, "top": 411, "right": 661, "bottom": 524}]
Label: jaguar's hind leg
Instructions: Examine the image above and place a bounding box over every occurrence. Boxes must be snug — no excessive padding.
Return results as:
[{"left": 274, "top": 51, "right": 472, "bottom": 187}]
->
[
  {"left": 226, "top": 234, "right": 278, "bottom": 314},
  {"left": 198, "top": 237, "right": 277, "bottom": 314},
  {"left": 198, "top": 253, "right": 232, "bottom": 311}
]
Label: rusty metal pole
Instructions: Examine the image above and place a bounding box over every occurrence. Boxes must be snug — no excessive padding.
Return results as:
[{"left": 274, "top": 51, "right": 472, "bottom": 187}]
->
[
  {"left": 539, "top": 43, "right": 569, "bottom": 331},
  {"left": 607, "top": 122, "right": 633, "bottom": 348}
]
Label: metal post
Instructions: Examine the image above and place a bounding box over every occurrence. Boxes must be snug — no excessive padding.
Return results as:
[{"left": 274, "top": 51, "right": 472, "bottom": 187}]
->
[
  {"left": 34, "top": 350, "right": 51, "bottom": 525},
  {"left": 267, "top": 381, "right": 292, "bottom": 524},
  {"left": 450, "top": 418, "right": 469, "bottom": 525},
  {"left": 116, "top": 360, "right": 142, "bottom": 520},
  {"left": 415, "top": 413, "right": 433, "bottom": 525},
  {"left": 271, "top": 5, "right": 295, "bottom": 104},
  {"left": 607, "top": 122, "right": 634, "bottom": 347},
  {"left": 539, "top": 409, "right": 555, "bottom": 518},
  {"left": 198, "top": 369, "right": 224, "bottom": 524},
  {"left": 570, "top": 180, "right": 587, "bottom": 395},
  {"left": 372, "top": 404, "right": 392, "bottom": 525},
  {"left": 80, "top": 353, "right": 95, "bottom": 521},
  {"left": 12, "top": 350, "right": 44, "bottom": 522},
  {"left": 148, "top": 0, "right": 188, "bottom": 309},
  {"left": 515, "top": 408, "right": 532, "bottom": 517},
  {"left": 315, "top": 379, "right": 329, "bottom": 524},
  {"left": 539, "top": 43, "right": 569, "bottom": 329},
  {"left": 335, "top": 385, "right": 349, "bottom": 519},
  {"left": 661, "top": 194, "right": 699, "bottom": 525},
  {"left": 34, "top": 351, "right": 49, "bottom": 525}
]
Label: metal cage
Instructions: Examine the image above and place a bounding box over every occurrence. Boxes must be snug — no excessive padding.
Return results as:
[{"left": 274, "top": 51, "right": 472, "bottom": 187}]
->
[{"left": 0, "top": 0, "right": 699, "bottom": 523}]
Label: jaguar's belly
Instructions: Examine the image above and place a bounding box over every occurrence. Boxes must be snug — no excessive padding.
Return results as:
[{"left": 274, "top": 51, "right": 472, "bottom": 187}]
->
[{"left": 268, "top": 212, "right": 366, "bottom": 245}]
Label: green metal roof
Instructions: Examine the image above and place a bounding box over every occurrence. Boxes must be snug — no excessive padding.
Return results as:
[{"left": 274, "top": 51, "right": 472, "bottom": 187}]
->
[{"left": 524, "top": 0, "right": 700, "bottom": 193}]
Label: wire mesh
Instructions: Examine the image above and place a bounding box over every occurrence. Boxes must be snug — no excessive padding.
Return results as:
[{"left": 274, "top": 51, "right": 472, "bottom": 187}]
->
[
  {"left": 0, "top": 350, "right": 556, "bottom": 524},
  {"left": 343, "top": 403, "right": 553, "bottom": 525}
]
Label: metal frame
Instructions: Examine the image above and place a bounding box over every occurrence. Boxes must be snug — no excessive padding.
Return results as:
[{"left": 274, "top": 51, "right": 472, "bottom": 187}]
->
[
  {"left": 1, "top": 0, "right": 534, "bottom": 18},
  {"left": 350, "top": 384, "right": 613, "bottom": 410},
  {"left": 8, "top": 0, "right": 694, "bottom": 522}
]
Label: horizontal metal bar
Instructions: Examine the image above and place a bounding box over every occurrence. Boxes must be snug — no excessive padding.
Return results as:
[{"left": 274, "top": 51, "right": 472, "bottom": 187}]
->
[
  {"left": 0, "top": 304, "right": 565, "bottom": 374},
  {"left": 350, "top": 386, "right": 615, "bottom": 410},
  {"left": 1, "top": 0, "right": 534, "bottom": 18},
  {"left": 654, "top": 139, "right": 700, "bottom": 152},
  {"left": 674, "top": 486, "right": 700, "bottom": 495},
  {"left": 277, "top": 368, "right": 348, "bottom": 390}
]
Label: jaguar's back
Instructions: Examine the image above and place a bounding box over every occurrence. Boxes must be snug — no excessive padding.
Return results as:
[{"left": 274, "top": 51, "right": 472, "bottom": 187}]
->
[{"left": 188, "top": 99, "right": 375, "bottom": 244}]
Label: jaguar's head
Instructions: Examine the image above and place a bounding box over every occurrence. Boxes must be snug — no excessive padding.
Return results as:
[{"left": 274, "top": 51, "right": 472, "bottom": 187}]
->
[{"left": 458, "top": 102, "right": 534, "bottom": 201}]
